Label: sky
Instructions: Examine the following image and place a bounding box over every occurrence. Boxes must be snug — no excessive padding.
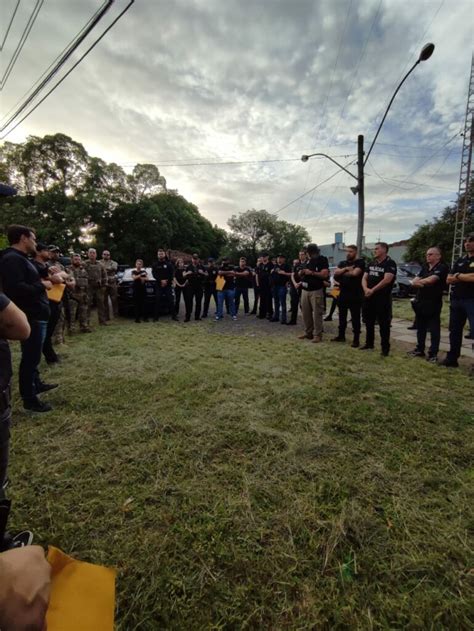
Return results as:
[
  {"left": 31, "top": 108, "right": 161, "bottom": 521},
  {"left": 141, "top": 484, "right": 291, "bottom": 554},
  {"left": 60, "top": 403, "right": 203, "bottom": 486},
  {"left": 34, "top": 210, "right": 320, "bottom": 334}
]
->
[{"left": 1, "top": 0, "right": 473, "bottom": 245}]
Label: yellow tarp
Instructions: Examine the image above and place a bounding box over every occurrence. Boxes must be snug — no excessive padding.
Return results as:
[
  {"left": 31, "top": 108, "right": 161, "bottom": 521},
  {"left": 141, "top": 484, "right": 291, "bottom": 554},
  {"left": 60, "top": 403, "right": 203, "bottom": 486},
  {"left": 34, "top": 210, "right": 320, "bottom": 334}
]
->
[{"left": 46, "top": 546, "right": 116, "bottom": 631}]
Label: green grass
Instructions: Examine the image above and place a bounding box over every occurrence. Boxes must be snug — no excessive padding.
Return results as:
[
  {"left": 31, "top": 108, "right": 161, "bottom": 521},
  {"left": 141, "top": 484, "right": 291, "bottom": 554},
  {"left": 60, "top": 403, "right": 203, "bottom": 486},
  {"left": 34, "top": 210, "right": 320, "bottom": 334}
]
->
[
  {"left": 9, "top": 317, "right": 473, "bottom": 629},
  {"left": 392, "top": 297, "right": 451, "bottom": 329}
]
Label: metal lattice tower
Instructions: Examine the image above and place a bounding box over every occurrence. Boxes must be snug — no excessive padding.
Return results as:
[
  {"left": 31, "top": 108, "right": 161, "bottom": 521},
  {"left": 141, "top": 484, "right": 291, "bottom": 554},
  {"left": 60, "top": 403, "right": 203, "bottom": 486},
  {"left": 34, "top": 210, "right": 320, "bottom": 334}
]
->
[{"left": 452, "top": 54, "right": 474, "bottom": 264}]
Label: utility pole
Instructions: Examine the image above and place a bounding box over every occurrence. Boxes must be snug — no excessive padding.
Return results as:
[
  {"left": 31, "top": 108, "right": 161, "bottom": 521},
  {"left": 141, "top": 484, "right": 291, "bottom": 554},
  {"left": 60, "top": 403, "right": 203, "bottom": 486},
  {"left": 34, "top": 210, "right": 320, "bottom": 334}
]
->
[{"left": 356, "top": 134, "right": 365, "bottom": 253}]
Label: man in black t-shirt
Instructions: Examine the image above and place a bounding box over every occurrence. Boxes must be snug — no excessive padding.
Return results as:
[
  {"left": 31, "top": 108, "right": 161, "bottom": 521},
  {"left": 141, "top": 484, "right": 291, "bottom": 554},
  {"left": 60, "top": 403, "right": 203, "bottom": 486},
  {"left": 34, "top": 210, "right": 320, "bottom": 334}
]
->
[
  {"left": 256, "top": 253, "right": 274, "bottom": 319},
  {"left": 332, "top": 245, "right": 365, "bottom": 347},
  {"left": 288, "top": 250, "right": 307, "bottom": 325},
  {"left": 0, "top": 225, "right": 54, "bottom": 412},
  {"left": 407, "top": 247, "right": 448, "bottom": 362},
  {"left": 441, "top": 233, "right": 474, "bottom": 367},
  {"left": 361, "top": 242, "right": 397, "bottom": 356},
  {"left": 183, "top": 254, "right": 207, "bottom": 321},
  {"left": 131, "top": 259, "right": 149, "bottom": 323},
  {"left": 270, "top": 254, "right": 292, "bottom": 324},
  {"left": 216, "top": 257, "right": 237, "bottom": 320},
  {"left": 234, "top": 257, "right": 252, "bottom": 315},
  {"left": 298, "top": 244, "right": 329, "bottom": 342},
  {"left": 151, "top": 248, "right": 176, "bottom": 321},
  {"left": 202, "top": 258, "right": 218, "bottom": 318}
]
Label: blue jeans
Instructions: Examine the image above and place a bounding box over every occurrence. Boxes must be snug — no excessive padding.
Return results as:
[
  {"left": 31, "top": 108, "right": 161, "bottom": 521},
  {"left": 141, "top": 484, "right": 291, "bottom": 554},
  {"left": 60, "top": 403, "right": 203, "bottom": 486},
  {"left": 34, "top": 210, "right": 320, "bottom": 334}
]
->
[
  {"left": 19, "top": 320, "right": 48, "bottom": 402},
  {"left": 217, "top": 289, "right": 236, "bottom": 318},
  {"left": 447, "top": 297, "right": 474, "bottom": 360},
  {"left": 273, "top": 286, "right": 288, "bottom": 323}
]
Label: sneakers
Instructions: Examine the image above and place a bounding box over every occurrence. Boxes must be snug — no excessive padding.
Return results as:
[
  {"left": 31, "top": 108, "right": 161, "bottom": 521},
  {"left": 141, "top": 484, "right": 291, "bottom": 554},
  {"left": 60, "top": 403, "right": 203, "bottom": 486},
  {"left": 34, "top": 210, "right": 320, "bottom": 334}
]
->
[
  {"left": 331, "top": 336, "right": 345, "bottom": 342},
  {"left": 359, "top": 345, "right": 374, "bottom": 351},
  {"left": 215, "top": 316, "right": 220, "bottom": 321},
  {"left": 11, "top": 530, "right": 34, "bottom": 548},
  {"left": 439, "top": 358, "right": 459, "bottom": 368},
  {"left": 36, "top": 383, "right": 59, "bottom": 393},
  {"left": 407, "top": 349, "right": 425, "bottom": 358},
  {"left": 23, "top": 399, "right": 53, "bottom": 413},
  {"left": 323, "top": 316, "right": 332, "bottom": 322},
  {"left": 426, "top": 355, "right": 438, "bottom": 364},
  {"left": 232, "top": 316, "right": 237, "bottom": 321}
]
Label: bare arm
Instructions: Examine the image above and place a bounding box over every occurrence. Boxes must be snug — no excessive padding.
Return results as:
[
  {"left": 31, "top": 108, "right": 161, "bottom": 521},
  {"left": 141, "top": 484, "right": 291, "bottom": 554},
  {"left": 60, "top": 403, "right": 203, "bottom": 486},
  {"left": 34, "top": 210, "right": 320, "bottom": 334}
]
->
[
  {"left": 0, "top": 301, "right": 30, "bottom": 340},
  {"left": 361, "top": 272, "right": 368, "bottom": 293},
  {"left": 369, "top": 273, "right": 395, "bottom": 294}
]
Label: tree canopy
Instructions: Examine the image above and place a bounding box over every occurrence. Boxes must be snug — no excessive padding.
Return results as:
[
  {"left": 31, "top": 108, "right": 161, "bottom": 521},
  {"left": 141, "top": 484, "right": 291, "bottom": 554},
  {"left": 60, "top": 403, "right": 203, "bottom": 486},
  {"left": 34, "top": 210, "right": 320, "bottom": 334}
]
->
[{"left": 0, "top": 133, "right": 226, "bottom": 263}]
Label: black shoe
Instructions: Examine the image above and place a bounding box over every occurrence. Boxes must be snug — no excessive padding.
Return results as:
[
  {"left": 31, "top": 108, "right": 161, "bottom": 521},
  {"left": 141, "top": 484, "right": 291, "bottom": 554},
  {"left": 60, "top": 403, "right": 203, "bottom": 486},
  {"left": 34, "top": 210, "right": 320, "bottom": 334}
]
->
[
  {"left": 381, "top": 350, "right": 390, "bottom": 357},
  {"left": 135, "top": 319, "right": 141, "bottom": 323},
  {"left": 407, "top": 349, "right": 425, "bottom": 358},
  {"left": 45, "top": 357, "right": 60, "bottom": 365},
  {"left": 36, "top": 383, "right": 59, "bottom": 393},
  {"left": 331, "top": 336, "right": 345, "bottom": 342},
  {"left": 464, "top": 333, "right": 473, "bottom": 340},
  {"left": 439, "top": 358, "right": 459, "bottom": 368},
  {"left": 153, "top": 318, "right": 159, "bottom": 322},
  {"left": 195, "top": 317, "right": 202, "bottom": 321},
  {"left": 11, "top": 530, "right": 34, "bottom": 548},
  {"left": 286, "top": 321, "right": 297, "bottom": 325},
  {"left": 280, "top": 321, "right": 287, "bottom": 325},
  {"left": 172, "top": 315, "right": 179, "bottom": 321},
  {"left": 426, "top": 355, "right": 438, "bottom": 364},
  {"left": 351, "top": 340, "right": 360, "bottom": 348},
  {"left": 24, "top": 399, "right": 53, "bottom": 413},
  {"left": 202, "top": 314, "right": 208, "bottom": 319},
  {"left": 144, "top": 318, "right": 149, "bottom": 322},
  {"left": 323, "top": 316, "right": 332, "bottom": 322},
  {"left": 184, "top": 317, "right": 190, "bottom": 322},
  {"left": 406, "top": 325, "right": 417, "bottom": 330},
  {"left": 359, "top": 345, "right": 374, "bottom": 351}
]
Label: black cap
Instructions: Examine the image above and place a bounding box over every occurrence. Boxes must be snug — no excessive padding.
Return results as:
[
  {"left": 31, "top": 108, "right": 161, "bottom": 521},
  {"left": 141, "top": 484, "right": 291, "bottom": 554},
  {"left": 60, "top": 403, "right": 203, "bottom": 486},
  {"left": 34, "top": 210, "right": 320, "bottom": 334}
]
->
[
  {"left": 207, "top": 257, "right": 215, "bottom": 262},
  {"left": 261, "top": 251, "right": 269, "bottom": 257},
  {"left": 36, "top": 242, "right": 49, "bottom": 252},
  {"left": 48, "top": 245, "right": 60, "bottom": 253}
]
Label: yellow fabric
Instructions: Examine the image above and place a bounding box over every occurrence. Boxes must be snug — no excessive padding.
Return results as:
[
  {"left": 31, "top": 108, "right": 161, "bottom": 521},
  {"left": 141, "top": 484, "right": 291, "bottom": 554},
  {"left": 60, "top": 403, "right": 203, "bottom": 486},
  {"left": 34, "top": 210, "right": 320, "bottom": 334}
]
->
[
  {"left": 330, "top": 286, "right": 340, "bottom": 298},
  {"left": 46, "top": 546, "right": 116, "bottom": 631},
  {"left": 46, "top": 283, "right": 66, "bottom": 303},
  {"left": 215, "top": 275, "right": 226, "bottom": 291}
]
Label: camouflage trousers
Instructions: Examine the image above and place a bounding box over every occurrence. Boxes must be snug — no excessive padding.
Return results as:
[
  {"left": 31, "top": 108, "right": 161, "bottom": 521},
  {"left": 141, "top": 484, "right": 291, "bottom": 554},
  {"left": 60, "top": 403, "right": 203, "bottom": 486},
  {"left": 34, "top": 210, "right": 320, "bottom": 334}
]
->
[
  {"left": 70, "top": 291, "right": 89, "bottom": 332},
  {"left": 87, "top": 286, "right": 106, "bottom": 326},
  {"left": 104, "top": 283, "right": 118, "bottom": 320}
]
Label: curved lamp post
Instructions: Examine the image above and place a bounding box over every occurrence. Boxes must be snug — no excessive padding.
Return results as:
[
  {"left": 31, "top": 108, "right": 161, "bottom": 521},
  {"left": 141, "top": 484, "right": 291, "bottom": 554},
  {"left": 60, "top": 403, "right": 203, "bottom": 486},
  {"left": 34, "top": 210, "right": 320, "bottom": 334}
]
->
[{"left": 301, "top": 43, "right": 435, "bottom": 252}]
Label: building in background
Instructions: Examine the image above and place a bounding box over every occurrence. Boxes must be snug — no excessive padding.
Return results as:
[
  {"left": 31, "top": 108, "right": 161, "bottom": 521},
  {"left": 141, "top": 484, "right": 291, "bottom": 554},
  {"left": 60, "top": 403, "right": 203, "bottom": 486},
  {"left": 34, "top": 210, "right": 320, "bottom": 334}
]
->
[{"left": 319, "top": 234, "right": 411, "bottom": 265}]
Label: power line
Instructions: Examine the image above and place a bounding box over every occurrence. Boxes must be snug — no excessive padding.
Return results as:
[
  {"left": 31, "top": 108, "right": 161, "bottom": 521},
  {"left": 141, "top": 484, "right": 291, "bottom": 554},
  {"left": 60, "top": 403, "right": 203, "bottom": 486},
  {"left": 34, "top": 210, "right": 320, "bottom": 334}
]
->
[
  {"left": 0, "top": 0, "right": 114, "bottom": 130},
  {"left": 275, "top": 160, "right": 357, "bottom": 215},
  {"left": 116, "top": 154, "right": 355, "bottom": 168},
  {"left": 0, "top": 0, "right": 44, "bottom": 90},
  {"left": 0, "top": 0, "right": 21, "bottom": 51},
  {"left": 1, "top": 0, "right": 135, "bottom": 140}
]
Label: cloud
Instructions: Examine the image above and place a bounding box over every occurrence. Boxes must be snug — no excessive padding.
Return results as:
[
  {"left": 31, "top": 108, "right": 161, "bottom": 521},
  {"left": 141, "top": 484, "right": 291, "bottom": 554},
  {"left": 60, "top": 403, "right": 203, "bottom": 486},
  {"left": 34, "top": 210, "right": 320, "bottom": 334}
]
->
[{"left": 1, "top": 0, "right": 471, "bottom": 245}]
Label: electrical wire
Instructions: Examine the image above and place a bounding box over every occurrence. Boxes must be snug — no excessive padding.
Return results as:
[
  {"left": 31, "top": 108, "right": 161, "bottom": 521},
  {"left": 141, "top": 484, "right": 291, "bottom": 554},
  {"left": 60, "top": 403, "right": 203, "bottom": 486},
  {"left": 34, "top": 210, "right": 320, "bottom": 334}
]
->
[
  {"left": 0, "top": 0, "right": 21, "bottom": 51},
  {"left": 1, "top": 0, "right": 135, "bottom": 140},
  {"left": 0, "top": 0, "right": 44, "bottom": 89},
  {"left": 116, "top": 154, "right": 355, "bottom": 168},
  {"left": 0, "top": 0, "right": 114, "bottom": 129}
]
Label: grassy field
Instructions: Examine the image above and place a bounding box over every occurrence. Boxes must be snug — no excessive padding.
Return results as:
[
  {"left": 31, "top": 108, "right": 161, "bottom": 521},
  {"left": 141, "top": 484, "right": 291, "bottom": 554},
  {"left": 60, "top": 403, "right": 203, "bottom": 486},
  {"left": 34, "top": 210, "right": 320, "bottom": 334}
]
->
[{"left": 8, "top": 315, "right": 473, "bottom": 629}]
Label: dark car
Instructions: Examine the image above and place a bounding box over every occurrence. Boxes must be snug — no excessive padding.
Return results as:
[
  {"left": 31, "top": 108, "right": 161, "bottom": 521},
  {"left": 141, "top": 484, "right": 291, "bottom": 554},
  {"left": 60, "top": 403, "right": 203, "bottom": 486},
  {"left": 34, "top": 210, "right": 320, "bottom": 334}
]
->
[
  {"left": 117, "top": 267, "right": 173, "bottom": 317},
  {"left": 395, "top": 268, "right": 416, "bottom": 298}
]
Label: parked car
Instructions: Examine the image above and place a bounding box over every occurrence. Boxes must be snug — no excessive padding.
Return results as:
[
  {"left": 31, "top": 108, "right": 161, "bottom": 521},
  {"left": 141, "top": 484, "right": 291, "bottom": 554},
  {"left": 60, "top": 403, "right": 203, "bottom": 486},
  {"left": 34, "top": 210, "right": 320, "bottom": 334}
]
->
[
  {"left": 117, "top": 267, "right": 173, "bottom": 317},
  {"left": 394, "top": 268, "right": 416, "bottom": 298},
  {"left": 399, "top": 263, "right": 421, "bottom": 277}
]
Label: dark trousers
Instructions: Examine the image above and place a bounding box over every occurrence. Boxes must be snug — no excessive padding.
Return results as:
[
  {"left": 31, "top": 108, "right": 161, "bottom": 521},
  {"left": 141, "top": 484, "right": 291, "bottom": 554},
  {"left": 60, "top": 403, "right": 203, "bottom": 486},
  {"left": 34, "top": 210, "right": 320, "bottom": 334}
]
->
[
  {"left": 447, "top": 297, "right": 474, "bottom": 361},
  {"left": 19, "top": 320, "right": 47, "bottom": 403},
  {"left": 251, "top": 286, "right": 260, "bottom": 314},
  {"left": 258, "top": 285, "right": 272, "bottom": 318},
  {"left": 338, "top": 299, "right": 362, "bottom": 341},
  {"left": 327, "top": 297, "right": 338, "bottom": 318},
  {"left": 416, "top": 307, "right": 441, "bottom": 357},
  {"left": 235, "top": 287, "right": 249, "bottom": 314},
  {"left": 363, "top": 297, "right": 391, "bottom": 353},
  {"left": 174, "top": 286, "right": 185, "bottom": 315},
  {"left": 43, "top": 300, "right": 61, "bottom": 362},
  {"left": 0, "top": 407, "right": 10, "bottom": 491},
  {"left": 185, "top": 286, "right": 203, "bottom": 320},
  {"left": 154, "top": 286, "right": 174, "bottom": 319},
  {"left": 133, "top": 289, "right": 147, "bottom": 321},
  {"left": 203, "top": 286, "right": 217, "bottom": 316},
  {"left": 289, "top": 286, "right": 301, "bottom": 323}
]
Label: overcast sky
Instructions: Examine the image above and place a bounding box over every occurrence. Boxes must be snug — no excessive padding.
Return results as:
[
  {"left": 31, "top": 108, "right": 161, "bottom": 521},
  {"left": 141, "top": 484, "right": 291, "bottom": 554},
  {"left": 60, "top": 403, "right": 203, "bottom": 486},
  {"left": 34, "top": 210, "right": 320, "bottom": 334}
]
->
[{"left": 1, "top": 0, "right": 472, "bottom": 244}]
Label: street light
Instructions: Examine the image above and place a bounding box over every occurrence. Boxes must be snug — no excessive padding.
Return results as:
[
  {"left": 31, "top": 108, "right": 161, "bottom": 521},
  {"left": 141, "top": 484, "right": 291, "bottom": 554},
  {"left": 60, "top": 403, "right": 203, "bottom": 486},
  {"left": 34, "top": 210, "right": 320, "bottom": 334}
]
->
[{"left": 301, "top": 42, "right": 435, "bottom": 253}]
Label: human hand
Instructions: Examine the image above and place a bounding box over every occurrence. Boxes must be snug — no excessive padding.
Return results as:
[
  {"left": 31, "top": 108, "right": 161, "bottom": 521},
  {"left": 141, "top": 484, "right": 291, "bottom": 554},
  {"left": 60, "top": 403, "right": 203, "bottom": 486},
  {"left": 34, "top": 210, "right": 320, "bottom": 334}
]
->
[
  {"left": 161, "top": 280, "right": 167, "bottom": 287},
  {"left": 0, "top": 546, "right": 51, "bottom": 631},
  {"left": 43, "top": 280, "right": 53, "bottom": 290},
  {"left": 446, "top": 274, "right": 458, "bottom": 285},
  {"left": 364, "top": 288, "right": 373, "bottom": 298}
]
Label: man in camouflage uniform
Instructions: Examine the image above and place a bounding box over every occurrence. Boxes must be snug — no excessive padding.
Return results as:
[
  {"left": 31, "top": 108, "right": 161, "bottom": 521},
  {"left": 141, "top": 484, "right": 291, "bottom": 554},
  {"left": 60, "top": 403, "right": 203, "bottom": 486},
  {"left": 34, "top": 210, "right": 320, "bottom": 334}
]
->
[
  {"left": 84, "top": 248, "right": 107, "bottom": 326},
  {"left": 68, "top": 254, "right": 90, "bottom": 333},
  {"left": 100, "top": 250, "right": 119, "bottom": 320},
  {"left": 47, "top": 245, "right": 68, "bottom": 345}
]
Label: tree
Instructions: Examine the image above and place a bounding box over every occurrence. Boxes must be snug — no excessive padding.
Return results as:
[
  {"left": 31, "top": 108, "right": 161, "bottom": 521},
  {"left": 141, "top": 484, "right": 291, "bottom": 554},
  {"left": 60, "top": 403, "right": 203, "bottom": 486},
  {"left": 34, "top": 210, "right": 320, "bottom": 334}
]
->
[
  {"left": 227, "top": 209, "right": 310, "bottom": 263},
  {"left": 405, "top": 189, "right": 474, "bottom": 264}
]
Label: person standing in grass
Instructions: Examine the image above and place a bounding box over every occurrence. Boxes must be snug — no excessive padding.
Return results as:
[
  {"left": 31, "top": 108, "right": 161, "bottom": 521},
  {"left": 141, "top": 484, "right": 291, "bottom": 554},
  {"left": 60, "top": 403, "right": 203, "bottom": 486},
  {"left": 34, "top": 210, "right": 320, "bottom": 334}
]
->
[
  {"left": 183, "top": 253, "right": 207, "bottom": 322},
  {"left": 331, "top": 245, "right": 365, "bottom": 347},
  {"left": 298, "top": 243, "right": 329, "bottom": 343},
  {"left": 84, "top": 248, "right": 107, "bottom": 327},
  {"left": 234, "top": 257, "right": 252, "bottom": 315},
  {"left": 173, "top": 258, "right": 187, "bottom": 319},
  {"left": 288, "top": 250, "right": 307, "bottom": 326},
  {"left": 407, "top": 247, "right": 448, "bottom": 363},
  {"left": 152, "top": 248, "right": 176, "bottom": 321},
  {"left": 256, "top": 253, "right": 273, "bottom": 320},
  {"left": 361, "top": 242, "right": 397, "bottom": 356},
  {"left": 131, "top": 259, "right": 149, "bottom": 323},
  {"left": 216, "top": 257, "right": 237, "bottom": 321},
  {"left": 440, "top": 233, "right": 474, "bottom": 368},
  {"left": 270, "top": 254, "right": 292, "bottom": 324},
  {"left": 202, "top": 258, "right": 218, "bottom": 318}
]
